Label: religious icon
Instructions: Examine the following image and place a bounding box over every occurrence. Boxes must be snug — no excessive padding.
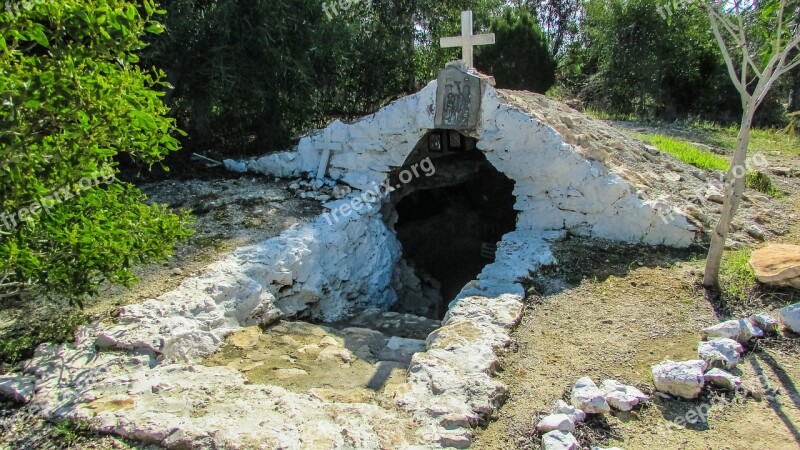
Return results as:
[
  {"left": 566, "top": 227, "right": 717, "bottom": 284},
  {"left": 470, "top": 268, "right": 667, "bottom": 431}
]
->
[
  {"left": 449, "top": 131, "right": 462, "bottom": 149},
  {"left": 429, "top": 133, "right": 442, "bottom": 152}
]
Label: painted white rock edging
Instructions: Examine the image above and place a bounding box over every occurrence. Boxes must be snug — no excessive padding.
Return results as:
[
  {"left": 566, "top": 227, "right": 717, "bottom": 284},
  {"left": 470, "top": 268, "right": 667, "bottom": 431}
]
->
[
  {"left": 697, "top": 338, "right": 743, "bottom": 370},
  {"left": 700, "top": 319, "right": 763, "bottom": 343},
  {"left": 651, "top": 360, "right": 707, "bottom": 399},
  {"left": 541, "top": 430, "right": 580, "bottom": 450},
  {"left": 599, "top": 379, "right": 649, "bottom": 412},
  {"left": 704, "top": 368, "right": 742, "bottom": 391},
  {"left": 779, "top": 303, "right": 800, "bottom": 333},
  {"left": 570, "top": 377, "right": 611, "bottom": 414}
]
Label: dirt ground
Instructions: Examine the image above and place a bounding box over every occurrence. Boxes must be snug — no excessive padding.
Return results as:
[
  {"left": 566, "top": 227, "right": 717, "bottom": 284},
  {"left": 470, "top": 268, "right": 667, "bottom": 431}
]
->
[{"left": 473, "top": 241, "right": 800, "bottom": 449}]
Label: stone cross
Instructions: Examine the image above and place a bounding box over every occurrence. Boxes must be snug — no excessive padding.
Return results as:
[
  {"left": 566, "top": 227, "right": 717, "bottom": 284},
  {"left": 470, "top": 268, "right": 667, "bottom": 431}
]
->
[
  {"left": 316, "top": 127, "right": 343, "bottom": 180},
  {"left": 440, "top": 11, "right": 495, "bottom": 68}
]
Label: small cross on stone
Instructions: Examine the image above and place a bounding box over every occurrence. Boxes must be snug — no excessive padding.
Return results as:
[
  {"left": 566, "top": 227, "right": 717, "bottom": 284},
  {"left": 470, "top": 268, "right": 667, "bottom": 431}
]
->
[
  {"left": 440, "top": 11, "right": 495, "bottom": 68},
  {"left": 316, "top": 128, "right": 343, "bottom": 180}
]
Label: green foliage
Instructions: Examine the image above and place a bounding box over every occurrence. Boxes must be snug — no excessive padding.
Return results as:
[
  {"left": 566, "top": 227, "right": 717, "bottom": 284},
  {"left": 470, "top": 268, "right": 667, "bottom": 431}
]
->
[
  {"left": 719, "top": 249, "right": 758, "bottom": 306},
  {"left": 0, "top": 1, "right": 193, "bottom": 305},
  {"left": 51, "top": 419, "right": 94, "bottom": 448},
  {"left": 476, "top": 8, "right": 556, "bottom": 93},
  {"left": 745, "top": 171, "right": 782, "bottom": 198},
  {"left": 147, "top": 0, "right": 506, "bottom": 153},
  {"left": 563, "top": 0, "right": 740, "bottom": 121}
]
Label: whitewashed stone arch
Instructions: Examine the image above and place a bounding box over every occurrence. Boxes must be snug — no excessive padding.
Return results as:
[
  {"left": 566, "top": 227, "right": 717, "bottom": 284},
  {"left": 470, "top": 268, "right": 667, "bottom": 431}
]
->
[{"left": 285, "top": 81, "right": 696, "bottom": 247}]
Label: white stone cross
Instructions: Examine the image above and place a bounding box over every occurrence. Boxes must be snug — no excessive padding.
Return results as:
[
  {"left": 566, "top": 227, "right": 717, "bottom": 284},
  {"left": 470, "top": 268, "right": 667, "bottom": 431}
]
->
[
  {"left": 316, "top": 127, "right": 343, "bottom": 180},
  {"left": 440, "top": 11, "right": 495, "bottom": 68}
]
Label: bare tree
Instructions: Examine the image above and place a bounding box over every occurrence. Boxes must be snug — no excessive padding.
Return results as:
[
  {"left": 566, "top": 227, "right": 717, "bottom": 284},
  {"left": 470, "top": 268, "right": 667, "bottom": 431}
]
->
[{"left": 703, "top": 0, "right": 800, "bottom": 287}]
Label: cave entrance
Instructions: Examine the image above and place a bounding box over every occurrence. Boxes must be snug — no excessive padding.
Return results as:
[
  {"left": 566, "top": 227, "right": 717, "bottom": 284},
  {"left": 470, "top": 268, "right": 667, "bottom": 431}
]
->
[{"left": 386, "top": 130, "right": 517, "bottom": 320}]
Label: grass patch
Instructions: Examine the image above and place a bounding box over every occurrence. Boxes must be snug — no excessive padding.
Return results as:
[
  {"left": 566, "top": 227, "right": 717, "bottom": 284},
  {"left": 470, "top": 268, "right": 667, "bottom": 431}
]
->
[
  {"left": 51, "top": 419, "right": 95, "bottom": 448},
  {"left": 746, "top": 171, "right": 783, "bottom": 198},
  {"left": 682, "top": 120, "right": 800, "bottom": 156},
  {"left": 585, "top": 108, "right": 640, "bottom": 122},
  {"left": 641, "top": 133, "right": 783, "bottom": 196},
  {"left": 719, "top": 249, "right": 758, "bottom": 307},
  {"left": 640, "top": 134, "right": 728, "bottom": 170}
]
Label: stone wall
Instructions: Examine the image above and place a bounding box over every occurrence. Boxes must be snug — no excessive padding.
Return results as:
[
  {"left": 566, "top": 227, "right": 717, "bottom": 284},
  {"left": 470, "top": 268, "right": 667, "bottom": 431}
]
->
[{"left": 229, "top": 80, "right": 699, "bottom": 248}]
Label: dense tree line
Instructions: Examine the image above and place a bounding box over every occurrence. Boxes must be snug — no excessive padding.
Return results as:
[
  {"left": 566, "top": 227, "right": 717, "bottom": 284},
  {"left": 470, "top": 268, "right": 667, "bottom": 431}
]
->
[{"left": 145, "top": 0, "right": 795, "bottom": 156}]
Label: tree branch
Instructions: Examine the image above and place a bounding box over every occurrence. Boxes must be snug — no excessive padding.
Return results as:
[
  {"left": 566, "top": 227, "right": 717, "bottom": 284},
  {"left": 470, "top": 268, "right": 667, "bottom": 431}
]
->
[{"left": 708, "top": 7, "right": 747, "bottom": 99}]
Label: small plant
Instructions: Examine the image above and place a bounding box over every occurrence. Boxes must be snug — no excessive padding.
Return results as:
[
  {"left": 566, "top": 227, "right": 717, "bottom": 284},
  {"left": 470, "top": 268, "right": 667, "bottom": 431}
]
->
[
  {"left": 51, "top": 419, "right": 93, "bottom": 448},
  {"left": 719, "top": 249, "right": 757, "bottom": 307},
  {"left": 745, "top": 171, "right": 782, "bottom": 198}
]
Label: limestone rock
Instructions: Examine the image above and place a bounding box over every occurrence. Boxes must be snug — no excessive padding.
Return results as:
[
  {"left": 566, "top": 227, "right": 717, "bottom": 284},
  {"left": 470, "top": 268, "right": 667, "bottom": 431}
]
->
[
  {"left": 536, "top": 414, "right": 575, "bottom": 433},
  {"left": 570, "top": 377, "right": 611, "bottom": 414},
  {"left": 750, "top": 244, "right": 800, "bottom": 289},
  {"left": 376, "top": 336, "right": 427, "bottom": 364},
  {"left": 541, "top": 430, "right": 580, "bottom": 450},
  {"left": 0, "top": 373, "right": 35, "bottom": 403},
  {"left": 332, "top": 184, "right": 352, "bottom": 200},
  {"left": 697, "top": 338, "right": 743, "bottom": 370},
  {"left": 316, "top": 347, "right": 355, "bottom": 364},
  {"left": 700, "top": 319, "right": 763, "bottom": 343},
  {"left": 746, "top": 225, "right": 766, "bottom": 241},
  {"left": 551, "top": 399, "right": 586, "bottom": 424},
  {"left": 651, "top": 360, "right": 707, "bottom": 399},
  {"left": 704, "top": 368, "right": 742, "bottom": 391},
  {"left": 599, "top": 379, "right": 649, "bottom": 412},
  {"left": 749, "top": 313, "right": 781, "bottom": 333},
  {"left": 779, "top": 303, "right": 800, "bottom": 334}
]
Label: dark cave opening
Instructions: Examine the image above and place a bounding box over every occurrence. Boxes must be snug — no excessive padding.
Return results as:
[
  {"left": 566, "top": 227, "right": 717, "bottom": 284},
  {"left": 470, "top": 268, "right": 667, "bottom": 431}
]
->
[{"left": 387, "top": 130, "right": 517, "bottom": 319}]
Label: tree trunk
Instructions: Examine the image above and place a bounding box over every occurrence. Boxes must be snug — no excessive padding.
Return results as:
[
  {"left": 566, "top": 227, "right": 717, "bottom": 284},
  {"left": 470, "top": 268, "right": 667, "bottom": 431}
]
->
[{"left": 703, "top": 107, "right": 755, "bottom": 287}]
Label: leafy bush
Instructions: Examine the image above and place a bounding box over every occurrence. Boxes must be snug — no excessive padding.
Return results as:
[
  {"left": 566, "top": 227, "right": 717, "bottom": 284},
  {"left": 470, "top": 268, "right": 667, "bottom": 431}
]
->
[
  {"left": 563, "top": 0, "right": 741, "bottom": 121},
  {"left": 0, "top": 0, "right": 193, "bottom": 305}
]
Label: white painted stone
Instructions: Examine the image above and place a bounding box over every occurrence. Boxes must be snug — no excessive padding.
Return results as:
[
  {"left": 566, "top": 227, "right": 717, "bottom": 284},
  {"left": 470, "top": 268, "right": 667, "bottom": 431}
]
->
[
  {"left": 651, "top": 360, "right": 707, "bottom": 399},
  {"left": 779, "top": 303, "right": 800, "bottom": 333},
  {"left": 697, "top": 338, "right": 743, "bottom": 370},
  {"left": 228, "top": 81, "right": 700, "bottom": 248},
  {"left": 599, "top": 379, "right": 649, "bottom": 412},
  {"left": 0, "top": 373, "right": 35, "bottom": 403},
  {"left": 571, "top": 377, "right": 611, "bottom": 414},
  {"left": 551, "top": 399, "right": 586, "bottom": 424},
  {"left": 541, "top": 430, "right": 580, "bottom": 450},
  {"left": 749, "top": 312, "right": 781, "bottom": 333},
  {"left": 704, "top": 368, "right": 742, "bottom": 391},
  {"left": 700, "top": 319, "right": 763, "bottom": 343},
  {"left": 536, "top": 414, "right": 575, "bottom": 433}
]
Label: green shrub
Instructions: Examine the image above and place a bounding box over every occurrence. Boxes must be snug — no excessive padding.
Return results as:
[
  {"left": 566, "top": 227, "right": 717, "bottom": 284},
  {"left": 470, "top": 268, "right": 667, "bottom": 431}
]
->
[
  {"left": 476, "top": 8, "right": 556, "bottom": 93},
  {"left": 719, "top": 249, "right": 757, "bottom": 306},
  {"left": 0, "top": 0, "right": 193, "bottom": 305}
]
